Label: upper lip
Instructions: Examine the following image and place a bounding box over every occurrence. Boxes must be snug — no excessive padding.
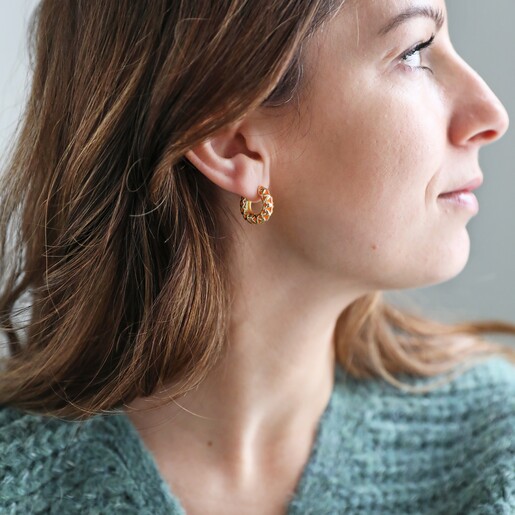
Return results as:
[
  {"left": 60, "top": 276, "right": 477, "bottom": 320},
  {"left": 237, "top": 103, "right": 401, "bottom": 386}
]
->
[{"left": 439, "top": 176, "right": 483, "bottom": 195}]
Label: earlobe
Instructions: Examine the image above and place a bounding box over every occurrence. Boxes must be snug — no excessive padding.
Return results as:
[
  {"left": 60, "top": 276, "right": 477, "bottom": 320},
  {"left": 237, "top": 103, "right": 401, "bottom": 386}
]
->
[{"left": 183, "top": 128, "right": 268, "bottom": 202}]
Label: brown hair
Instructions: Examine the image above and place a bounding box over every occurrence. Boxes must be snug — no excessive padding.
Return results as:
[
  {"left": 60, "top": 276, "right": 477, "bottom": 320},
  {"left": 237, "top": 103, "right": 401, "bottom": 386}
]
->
[{"left": 0, "top": 0, "right": 514, "bottom": 420}]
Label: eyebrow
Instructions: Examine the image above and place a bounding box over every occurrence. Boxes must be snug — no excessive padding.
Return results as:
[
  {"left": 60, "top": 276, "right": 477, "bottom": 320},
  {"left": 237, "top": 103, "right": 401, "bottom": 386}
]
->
[{"left": 377, "top": 6, "right": 445, "bottom": 37}]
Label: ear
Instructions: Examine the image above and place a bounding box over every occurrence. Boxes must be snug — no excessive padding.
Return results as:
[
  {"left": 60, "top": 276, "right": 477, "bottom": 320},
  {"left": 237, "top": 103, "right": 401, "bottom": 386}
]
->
[{"left": 184, "top": 119, "right": 269, "bottom": 202}]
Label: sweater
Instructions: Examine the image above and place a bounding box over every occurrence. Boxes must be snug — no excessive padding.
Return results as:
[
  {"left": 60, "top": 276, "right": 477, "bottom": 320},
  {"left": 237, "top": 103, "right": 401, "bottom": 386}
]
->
[{"left": 0, "top": 355, "right": 514, "bottom": 514}]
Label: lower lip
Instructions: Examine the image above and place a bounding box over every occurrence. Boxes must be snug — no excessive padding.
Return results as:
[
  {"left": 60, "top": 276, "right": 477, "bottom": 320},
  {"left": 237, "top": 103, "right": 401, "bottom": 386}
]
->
[{"left": 437, "top": 191, "right": 479, "bottom": 213}]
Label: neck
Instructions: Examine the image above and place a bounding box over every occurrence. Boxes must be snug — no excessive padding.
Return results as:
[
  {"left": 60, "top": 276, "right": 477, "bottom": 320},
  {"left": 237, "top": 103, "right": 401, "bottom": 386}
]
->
[{"left": 125, "top": 220, "right": 361, "bottom": 486}]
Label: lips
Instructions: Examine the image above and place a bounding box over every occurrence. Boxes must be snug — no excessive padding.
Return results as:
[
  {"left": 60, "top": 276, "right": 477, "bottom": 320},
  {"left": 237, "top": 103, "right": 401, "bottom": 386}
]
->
[{"left": 438, "top": 176, "right": 483, "bottom": 196}]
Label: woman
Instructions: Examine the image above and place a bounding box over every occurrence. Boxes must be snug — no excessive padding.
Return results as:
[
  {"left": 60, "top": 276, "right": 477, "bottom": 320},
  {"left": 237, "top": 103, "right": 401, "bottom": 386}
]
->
[{"left": 0, "top": 0, "right": 514, "bottom": 513}]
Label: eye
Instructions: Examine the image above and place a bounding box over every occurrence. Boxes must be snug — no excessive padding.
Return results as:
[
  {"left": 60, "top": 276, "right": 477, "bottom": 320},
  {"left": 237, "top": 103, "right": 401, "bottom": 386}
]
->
[{"left": 400, "top": 34, "right": 436, "bottom": 74}]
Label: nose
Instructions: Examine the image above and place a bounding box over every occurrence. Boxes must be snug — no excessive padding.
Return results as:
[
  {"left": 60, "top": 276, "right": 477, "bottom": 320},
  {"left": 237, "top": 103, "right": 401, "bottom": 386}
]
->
[{"left": 448, "top": 53, "right": 510, "bottom": 148}]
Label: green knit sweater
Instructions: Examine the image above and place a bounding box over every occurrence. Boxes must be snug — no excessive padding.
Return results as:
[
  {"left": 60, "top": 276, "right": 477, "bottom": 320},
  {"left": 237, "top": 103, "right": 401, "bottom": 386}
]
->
[{"left": 1, "top": 355, "right": 514, "bottom": 514}]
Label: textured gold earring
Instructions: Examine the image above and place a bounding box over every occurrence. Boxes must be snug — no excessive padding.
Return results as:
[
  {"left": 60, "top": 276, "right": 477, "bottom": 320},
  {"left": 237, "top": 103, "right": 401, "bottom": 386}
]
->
[{"left": 240, "top": 185, "right": 274, "bottom": 224}]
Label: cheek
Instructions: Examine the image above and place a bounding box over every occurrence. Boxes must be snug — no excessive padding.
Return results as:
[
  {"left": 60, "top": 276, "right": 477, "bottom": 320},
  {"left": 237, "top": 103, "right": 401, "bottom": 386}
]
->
[
  {"left": 314, "top": 94, "right": 442, "bottom": 224},
  {"left": 278, "top": 88, "right": 446, "bottom": 269}
]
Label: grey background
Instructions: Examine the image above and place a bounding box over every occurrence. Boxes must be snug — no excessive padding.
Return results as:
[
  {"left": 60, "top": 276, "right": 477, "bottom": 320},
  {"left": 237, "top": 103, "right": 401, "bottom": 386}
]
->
[
  {"left": 0, "top": 0, "right": 35, "bottom": 168},
  {"left": 0, "top": 1, "right": 514, "bottom": 339}
]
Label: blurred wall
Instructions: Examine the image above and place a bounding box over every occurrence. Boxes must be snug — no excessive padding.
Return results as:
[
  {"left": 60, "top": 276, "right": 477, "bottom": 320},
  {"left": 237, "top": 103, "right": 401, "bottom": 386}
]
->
[{"left": 0, "top": 0, "right": 37, "bottom": 168}]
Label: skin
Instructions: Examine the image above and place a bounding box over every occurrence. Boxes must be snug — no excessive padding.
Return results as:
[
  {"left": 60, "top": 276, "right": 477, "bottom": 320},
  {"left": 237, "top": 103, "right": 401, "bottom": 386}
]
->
[{"left": 125, "top": 0, "right": 509, "bottom": 512}]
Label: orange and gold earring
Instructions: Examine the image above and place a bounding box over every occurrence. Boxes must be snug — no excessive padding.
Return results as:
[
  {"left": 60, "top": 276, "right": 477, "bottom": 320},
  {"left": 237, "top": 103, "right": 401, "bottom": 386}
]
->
[{"left": 240, "top": 185, "right": 274, "bottom": 224}]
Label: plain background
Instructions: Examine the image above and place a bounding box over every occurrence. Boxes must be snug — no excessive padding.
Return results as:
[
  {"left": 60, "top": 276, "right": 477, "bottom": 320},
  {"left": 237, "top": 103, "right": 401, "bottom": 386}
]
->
[{"left": 0, "top": 1, "right": 514, "bottom": 344}]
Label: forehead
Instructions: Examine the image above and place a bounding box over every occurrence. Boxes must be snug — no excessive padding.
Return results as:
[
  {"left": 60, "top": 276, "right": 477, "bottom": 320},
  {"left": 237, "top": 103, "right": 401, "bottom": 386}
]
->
[
  {"left": 304, "top": 0, "right": 447, "bottom": 62},
  {"left": 319, "top": 0, "right": 446, "bottom": 39}
]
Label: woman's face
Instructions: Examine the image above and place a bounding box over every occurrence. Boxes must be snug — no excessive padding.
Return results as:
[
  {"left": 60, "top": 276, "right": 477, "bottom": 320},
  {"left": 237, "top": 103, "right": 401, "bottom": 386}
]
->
[{"left": 255, "top": 0, "right": 509, "bottom": 292}]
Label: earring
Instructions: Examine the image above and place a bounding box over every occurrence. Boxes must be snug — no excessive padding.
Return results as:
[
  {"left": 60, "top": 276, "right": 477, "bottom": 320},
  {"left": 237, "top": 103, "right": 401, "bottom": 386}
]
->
[{"left": 240, "top": 185, "right": 274, "bottom": 224}]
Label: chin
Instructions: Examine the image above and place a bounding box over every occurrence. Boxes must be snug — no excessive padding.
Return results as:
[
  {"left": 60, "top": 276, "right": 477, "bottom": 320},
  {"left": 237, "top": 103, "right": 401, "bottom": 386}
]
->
[
  {"left": 415, "top": 235, "right": 472, "bottom": 288},
  {"left": 379, "top": 234, "right": 472, "bottom": 291}
]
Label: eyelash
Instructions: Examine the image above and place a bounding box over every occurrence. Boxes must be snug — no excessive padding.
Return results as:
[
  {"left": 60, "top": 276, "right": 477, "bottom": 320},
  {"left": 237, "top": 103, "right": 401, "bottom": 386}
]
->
[{"left": 400, "top": 34, "right": 436, "bottom": 74}]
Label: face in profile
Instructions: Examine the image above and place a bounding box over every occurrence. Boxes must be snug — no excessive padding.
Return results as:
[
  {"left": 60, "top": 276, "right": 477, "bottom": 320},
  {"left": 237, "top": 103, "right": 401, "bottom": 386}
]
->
[{"left": 246, "top": 0, "right": 509, "bottom": 294}]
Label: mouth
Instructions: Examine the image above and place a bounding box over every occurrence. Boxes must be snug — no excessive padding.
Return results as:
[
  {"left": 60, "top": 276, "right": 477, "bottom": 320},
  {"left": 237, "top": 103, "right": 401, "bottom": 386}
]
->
[
  {"left": 438, "top": 190, "right": 474, "bottom": 199},
  {"left": 438, "top": 176, "right": 483, "bottom": 197},
  {"left": 437, "top": 190, "right": 479, "bottom": 213}
]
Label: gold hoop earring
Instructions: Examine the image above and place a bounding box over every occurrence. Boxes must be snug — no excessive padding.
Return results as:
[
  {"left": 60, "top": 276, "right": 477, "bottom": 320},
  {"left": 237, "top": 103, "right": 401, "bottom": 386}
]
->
[{"left": 240, "top": 185, "right": 274, "bottom": 224}]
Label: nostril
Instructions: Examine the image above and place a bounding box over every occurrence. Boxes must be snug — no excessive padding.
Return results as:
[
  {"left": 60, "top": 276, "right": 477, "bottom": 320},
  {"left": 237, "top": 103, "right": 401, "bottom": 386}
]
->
[
  {"left": 470, "top": 129, "right": 500, "bottom": 144},
  {"left": 483, "top": 129, "right": 499, "bottom": 140}
]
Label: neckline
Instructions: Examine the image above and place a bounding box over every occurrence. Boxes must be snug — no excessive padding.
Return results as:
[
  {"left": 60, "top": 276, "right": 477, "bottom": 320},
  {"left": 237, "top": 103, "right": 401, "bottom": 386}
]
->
[{"left": 109, "top": 363, "right": 346, "bottom": 514}]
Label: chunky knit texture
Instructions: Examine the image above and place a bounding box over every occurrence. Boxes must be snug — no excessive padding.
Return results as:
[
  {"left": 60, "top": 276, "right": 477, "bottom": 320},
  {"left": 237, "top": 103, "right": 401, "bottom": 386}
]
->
[{"left": 0, "top": 355, "right": 514, "bottom": 514}]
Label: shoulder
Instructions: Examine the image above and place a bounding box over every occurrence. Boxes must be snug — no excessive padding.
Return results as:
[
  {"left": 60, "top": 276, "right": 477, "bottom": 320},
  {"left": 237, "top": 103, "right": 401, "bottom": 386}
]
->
[
  {"left": 0, "top": 404, "right": 164, "bottom": 513},
  {"left": 438, "top": 353, "right": 515, "bottom": 394},
  {"left": 332, "top": 355, "right": 515, "bottom": 514},
  {"left": 339, "top": 353, "right": 515, "bottom": 407},
  {"left": 380, "top": 354, "right": 515, "bottom": 452},
  {"left": 409, "top": 355, "right": 515, "bottom": 513},
  {"left": 409, "top": 355, "right": 515, "bottom": 449}
]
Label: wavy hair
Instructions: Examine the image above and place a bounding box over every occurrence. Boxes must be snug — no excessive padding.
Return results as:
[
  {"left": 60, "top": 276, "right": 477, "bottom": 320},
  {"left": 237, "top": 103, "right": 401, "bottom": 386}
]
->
[{"left": 1, "top": 0, "right": 514, "bottom": 420}]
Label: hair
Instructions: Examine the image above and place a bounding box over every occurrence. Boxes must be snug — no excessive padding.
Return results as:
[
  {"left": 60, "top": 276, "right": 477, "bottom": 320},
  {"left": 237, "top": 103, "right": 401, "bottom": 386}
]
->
[{"left": 0, "top": 0, "right": 514, "bottom": 421}]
